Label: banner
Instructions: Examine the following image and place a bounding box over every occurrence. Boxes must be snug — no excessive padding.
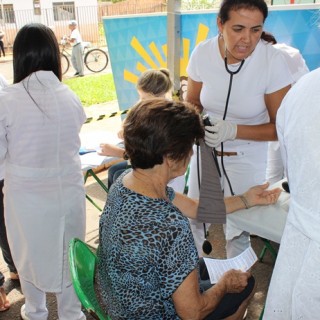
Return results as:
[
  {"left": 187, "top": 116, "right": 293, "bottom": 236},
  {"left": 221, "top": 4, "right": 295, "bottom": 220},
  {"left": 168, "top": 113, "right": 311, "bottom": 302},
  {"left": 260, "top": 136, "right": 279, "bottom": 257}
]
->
[{"left": 103, "top": 5, "right": 320, "bottom": 111}]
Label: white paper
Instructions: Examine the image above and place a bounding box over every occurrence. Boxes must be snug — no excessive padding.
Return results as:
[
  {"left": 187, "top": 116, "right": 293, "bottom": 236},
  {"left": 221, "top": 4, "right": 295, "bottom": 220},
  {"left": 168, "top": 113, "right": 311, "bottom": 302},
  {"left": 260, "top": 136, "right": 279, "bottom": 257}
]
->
[
  {"left": 203, "top": 246, "right": 258, "bottom": 284},
  {"left": 80, "top": 131, "right": 122, "bottom": 150},
  {"left": 81, "top": 152, "right": 115, "bottom": 168}
]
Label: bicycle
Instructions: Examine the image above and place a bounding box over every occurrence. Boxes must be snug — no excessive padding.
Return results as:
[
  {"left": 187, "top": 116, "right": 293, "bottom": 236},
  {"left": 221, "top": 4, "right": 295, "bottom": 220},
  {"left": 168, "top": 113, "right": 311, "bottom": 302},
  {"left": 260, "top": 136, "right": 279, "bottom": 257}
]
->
[{"left": 60, "top": 38, "right": 109, "bottom": 75}]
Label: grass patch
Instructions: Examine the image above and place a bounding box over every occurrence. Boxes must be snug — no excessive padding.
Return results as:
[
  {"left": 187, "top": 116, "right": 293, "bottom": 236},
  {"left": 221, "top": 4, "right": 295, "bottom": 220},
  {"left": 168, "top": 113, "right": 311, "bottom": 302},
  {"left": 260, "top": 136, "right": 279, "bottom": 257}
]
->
[{"left": 63, "top": 73, "right": 117, "bottom": 106}]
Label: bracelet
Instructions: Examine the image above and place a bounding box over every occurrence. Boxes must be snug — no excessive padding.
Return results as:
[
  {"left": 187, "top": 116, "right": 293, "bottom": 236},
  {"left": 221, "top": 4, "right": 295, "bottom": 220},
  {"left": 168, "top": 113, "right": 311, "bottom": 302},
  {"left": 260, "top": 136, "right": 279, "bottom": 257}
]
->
[{"left": 239, "top": 194, "right": 249, "bottom": 209}]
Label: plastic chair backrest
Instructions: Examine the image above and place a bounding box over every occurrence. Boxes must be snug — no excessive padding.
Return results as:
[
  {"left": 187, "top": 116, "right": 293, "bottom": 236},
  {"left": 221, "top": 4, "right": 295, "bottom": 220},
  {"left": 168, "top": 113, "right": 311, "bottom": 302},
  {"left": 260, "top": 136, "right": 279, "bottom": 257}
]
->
[
  {"left": 69, "top": 238, "right": 111, "bottom": 320},
  {"left": 183, "top": 165, "right": 190, "bottom": 195}
]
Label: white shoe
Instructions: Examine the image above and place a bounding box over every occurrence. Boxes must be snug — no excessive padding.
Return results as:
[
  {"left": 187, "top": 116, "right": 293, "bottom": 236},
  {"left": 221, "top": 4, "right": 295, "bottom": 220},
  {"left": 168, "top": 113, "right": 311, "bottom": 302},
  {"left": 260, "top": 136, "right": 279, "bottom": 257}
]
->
[{"left": 20, "top": 304, "right": 30, "bottom": 320}]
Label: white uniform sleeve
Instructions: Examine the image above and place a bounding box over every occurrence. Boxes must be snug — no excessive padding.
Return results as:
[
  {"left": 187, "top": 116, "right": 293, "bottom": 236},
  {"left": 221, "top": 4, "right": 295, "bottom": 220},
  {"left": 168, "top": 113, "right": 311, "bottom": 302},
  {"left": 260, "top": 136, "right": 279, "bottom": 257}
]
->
[{"left": 265, "top": 48, "right": 294, "bottom": 94}]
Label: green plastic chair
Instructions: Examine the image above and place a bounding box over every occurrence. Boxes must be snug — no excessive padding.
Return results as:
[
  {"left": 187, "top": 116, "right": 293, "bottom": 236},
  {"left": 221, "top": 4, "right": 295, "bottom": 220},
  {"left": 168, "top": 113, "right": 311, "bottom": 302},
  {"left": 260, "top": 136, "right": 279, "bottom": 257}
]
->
[{"left": 69, "top": 238, "right": 111, "bottom": 320}]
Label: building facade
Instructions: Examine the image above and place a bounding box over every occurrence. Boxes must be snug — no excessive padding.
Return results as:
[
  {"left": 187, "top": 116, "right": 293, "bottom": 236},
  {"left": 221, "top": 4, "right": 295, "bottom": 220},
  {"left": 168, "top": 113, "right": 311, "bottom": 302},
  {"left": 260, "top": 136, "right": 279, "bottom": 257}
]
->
[{"left": 0, "top": 0, "right": 99, "bottom": 49}]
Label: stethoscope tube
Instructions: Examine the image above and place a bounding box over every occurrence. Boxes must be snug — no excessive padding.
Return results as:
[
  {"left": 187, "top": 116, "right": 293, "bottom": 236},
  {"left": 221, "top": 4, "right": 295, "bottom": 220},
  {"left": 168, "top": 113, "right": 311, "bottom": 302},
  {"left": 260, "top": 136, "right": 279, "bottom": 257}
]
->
[{"left": 219, "top": 57, "right": 245, "bottom": 196}]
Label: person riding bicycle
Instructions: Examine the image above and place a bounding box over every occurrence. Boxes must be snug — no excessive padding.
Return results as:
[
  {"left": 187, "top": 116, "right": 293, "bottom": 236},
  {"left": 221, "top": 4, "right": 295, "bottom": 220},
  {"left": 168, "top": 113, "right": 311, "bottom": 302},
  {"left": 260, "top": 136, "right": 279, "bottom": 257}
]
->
[{"left": 68, "top": 20, "right": 84, "bottom": 77}]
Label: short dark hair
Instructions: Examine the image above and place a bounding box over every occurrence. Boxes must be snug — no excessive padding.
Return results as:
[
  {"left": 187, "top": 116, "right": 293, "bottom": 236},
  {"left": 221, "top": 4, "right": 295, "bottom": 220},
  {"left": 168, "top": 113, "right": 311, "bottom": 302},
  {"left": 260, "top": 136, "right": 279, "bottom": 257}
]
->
[
  {"left": 218, "top": 0, "right": 268, "bottom": 24},
  {"left": 13, "top": 23, "right": 62, "bottom": 83},
  {"left": 123, "top": 98, "right": 204, "bottom": 169}
]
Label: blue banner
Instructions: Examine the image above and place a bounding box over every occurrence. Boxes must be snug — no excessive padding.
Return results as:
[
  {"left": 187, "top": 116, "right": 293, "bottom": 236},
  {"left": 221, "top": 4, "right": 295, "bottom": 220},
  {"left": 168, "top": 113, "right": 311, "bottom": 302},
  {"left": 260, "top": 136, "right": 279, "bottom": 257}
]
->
[{"left": 103, "top": 5, "right": 320, "bottom": 111}]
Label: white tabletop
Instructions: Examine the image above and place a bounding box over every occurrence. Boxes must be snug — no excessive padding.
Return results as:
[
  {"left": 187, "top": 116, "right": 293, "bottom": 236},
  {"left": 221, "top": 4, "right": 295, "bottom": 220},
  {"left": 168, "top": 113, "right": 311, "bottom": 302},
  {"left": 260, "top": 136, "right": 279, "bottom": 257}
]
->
[
  {"left": 227, "top": 179, "right": 290, "bottom": 244},
  {"left": 80, "top": 131, "right": 122, "bottom": 172},
  {"left": 81, "top": 153, "right": 117, "bottom": 171}
]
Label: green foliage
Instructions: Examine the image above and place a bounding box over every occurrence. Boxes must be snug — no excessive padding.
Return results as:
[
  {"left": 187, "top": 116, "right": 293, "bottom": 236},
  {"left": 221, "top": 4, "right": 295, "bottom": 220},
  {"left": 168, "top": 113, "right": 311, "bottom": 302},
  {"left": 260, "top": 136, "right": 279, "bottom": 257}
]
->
[{"left": 63, "top": 73, "right": 117, "bottom": 107}]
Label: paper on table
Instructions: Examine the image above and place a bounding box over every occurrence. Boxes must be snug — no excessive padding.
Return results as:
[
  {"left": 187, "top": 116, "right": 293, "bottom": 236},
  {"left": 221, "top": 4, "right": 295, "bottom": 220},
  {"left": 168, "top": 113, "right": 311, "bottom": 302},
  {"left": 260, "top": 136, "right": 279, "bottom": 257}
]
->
[
  {"left": 203, "top": 246, "right": 257, "bottom": 284},
  {"left": 81, "top": 131, "right": 122, "bottom": 150},
  {"left": 80, "top": 152, "right": 109, "bottom": 167}
]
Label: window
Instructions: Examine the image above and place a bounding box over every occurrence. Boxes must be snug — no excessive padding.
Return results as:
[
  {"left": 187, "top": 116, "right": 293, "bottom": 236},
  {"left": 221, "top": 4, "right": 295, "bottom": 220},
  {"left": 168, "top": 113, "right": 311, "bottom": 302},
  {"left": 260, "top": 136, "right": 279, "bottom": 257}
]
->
[
  {"left": 53, "top": 2, "right": 75, "bottom": 21},
  {"left": 0, "top": 4, "right": 15, "bottom": 24}
]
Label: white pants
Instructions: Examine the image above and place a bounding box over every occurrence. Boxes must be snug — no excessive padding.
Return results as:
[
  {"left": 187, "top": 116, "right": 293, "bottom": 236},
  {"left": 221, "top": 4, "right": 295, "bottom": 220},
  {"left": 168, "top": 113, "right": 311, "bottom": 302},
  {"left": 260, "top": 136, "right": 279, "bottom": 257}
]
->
[
  {"left": 20, "top": 246, "right": 85, "bottom": 320},
  {"left": 188, "top": 142, "right": 267, "bottom": 258},
  {"left": 20, "top": 279, "right": 85, "bottom": 320},
  {"left": 71, "top": 44, "right": 84, "bottom": 76}
]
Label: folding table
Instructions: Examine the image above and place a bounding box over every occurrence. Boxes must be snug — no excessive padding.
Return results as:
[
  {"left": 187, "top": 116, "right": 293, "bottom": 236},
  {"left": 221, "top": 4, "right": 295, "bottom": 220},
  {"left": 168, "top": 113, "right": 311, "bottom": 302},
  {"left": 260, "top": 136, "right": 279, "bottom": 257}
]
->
[
  {"left": 80, "top": 131, "right": 123, "bottom": 211},
  {"left": 227, "top": 179, "right": 290, "bottom": 260},
  {"left": 81, "top": 153, "right": 117, "bottom": 211}
]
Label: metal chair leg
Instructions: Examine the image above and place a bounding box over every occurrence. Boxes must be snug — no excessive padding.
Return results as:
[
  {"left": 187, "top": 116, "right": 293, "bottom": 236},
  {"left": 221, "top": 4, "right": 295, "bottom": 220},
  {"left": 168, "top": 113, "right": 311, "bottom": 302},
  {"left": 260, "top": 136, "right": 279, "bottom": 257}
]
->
[
  {"left": 84, "top": 169, "right": 108, "bottom": 211},
  {"left": 259, "top": 238, "right": 278, "bottom": 262}
]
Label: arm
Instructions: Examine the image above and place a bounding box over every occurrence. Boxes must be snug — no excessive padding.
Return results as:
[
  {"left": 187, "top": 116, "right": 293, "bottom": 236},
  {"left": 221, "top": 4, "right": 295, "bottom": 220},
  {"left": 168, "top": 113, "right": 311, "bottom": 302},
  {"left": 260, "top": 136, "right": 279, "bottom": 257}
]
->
[
  {"left": 172, "top": 268, "right": 251, "bottom": 319},
  {"left": 236, "top": 85, "right": 291, "bottom": 141},
  {"left": 224, "top": 183, "right": 281, "bottom": 213},
  {"left": 173, "top": 183, "right": 281, "bottom": 218},
  {"left": 68, "top": 29, "right": 78, "bottom": 45},
  {"left": 98, "top": 143, "right": 124, "bottom": 158},
  {"left": 186, "top": 77, "right": 204, "bottom": 114},
  {"left": 68, "top": 34, "right": 76, "bottom": 45}
]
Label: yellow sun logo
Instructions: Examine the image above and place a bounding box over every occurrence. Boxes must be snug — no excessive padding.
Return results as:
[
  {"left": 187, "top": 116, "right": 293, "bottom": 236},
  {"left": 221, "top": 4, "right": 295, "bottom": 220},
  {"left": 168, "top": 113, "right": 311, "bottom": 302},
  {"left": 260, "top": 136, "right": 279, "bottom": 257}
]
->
[{"left": 123, "top": 23, "right": 210, "bottom": 90}]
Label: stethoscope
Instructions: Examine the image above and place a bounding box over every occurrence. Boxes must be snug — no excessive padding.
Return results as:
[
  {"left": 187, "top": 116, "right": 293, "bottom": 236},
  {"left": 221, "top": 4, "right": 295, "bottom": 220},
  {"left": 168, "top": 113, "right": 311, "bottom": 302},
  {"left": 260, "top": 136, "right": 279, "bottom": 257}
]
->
[
  {"left": 196, "top": 48, "right": 245, "bottom": 254},
  {"left": 219, "top": 51, "right": 245, "bottom": 196}
]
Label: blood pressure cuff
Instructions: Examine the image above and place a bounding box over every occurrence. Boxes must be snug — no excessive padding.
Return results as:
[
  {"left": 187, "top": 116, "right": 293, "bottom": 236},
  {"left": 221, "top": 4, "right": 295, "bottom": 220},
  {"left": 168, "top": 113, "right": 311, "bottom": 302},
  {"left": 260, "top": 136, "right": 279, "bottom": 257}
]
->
[{"left": 197, "top": 140, "right": 226, "bottom": 224}]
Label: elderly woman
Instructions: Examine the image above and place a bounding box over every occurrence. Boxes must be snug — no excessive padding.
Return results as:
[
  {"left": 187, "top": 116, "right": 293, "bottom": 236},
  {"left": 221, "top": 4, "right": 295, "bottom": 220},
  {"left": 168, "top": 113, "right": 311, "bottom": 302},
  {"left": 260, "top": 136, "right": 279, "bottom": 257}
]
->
[{"left": 97, "top": 98, "right": 280, "bottom": 320}]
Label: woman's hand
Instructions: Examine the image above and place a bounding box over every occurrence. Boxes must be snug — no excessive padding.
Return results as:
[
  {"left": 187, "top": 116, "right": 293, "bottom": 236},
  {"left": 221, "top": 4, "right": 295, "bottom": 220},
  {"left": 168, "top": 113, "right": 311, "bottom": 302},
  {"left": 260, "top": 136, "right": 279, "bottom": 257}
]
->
[
  {"left": 204, "top": 118, "right": 237, "bottom": 147},
  {"left": 117, "top": 129, "right": 124, "bottom": 139},
  {"left": 220, "top": 269, "right": 251, "bottom": 293},
  {"left": 98, "top": 143, "right": 124, "bottom": 158},
  {"left": 243, "top": 182, "right": 281, "bottom": 208}
]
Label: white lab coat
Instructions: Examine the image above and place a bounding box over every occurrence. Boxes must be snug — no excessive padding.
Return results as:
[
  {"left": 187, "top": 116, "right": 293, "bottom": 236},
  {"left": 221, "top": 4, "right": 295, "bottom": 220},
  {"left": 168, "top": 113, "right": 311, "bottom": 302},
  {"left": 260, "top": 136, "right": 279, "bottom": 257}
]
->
[
  {"left": 0, "top": 71, "right": 86, "bottom": 292},
  {"left": 264, "top": 67, "right": 320, "bottom": 319}
]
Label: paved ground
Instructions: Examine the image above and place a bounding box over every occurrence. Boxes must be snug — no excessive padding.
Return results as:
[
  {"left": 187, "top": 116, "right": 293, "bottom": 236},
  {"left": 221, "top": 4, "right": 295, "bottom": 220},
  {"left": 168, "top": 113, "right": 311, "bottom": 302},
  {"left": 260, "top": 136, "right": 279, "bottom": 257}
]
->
[{"left": 0, "top": 70, "right": 279, "bottom": 319}]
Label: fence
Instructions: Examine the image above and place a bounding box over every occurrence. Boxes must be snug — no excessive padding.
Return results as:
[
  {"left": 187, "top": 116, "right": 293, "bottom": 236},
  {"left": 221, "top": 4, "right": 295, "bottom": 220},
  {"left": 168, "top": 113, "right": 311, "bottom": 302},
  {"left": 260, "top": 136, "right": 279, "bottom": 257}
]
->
[
  {"left": 1, "top": 0, "right": 317, "bottom": 53},
  {"left": 0, "top": 2, "right": 167, "bottom": 53}
]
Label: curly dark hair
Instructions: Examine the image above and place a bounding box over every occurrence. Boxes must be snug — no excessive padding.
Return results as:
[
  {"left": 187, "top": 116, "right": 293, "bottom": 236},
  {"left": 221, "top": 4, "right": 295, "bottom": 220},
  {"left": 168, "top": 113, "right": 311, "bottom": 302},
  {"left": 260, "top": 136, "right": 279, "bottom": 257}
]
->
[{"left": 123, "top": 98, "right": 204, "bottom": 169}]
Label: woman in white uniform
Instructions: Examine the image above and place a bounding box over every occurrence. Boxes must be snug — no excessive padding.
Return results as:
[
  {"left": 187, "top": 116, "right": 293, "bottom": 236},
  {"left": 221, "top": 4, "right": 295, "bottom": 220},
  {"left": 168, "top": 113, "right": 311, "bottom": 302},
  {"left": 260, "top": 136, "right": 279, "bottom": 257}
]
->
[
  {"left": 0, "top": 24, "right": 86, "bottom": 320},
  {"left": 186, "top": 0, "right": 293, "bottom": 257},
  {"left": 263, "top": 66, "right": 320, "bottom": 320}
]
